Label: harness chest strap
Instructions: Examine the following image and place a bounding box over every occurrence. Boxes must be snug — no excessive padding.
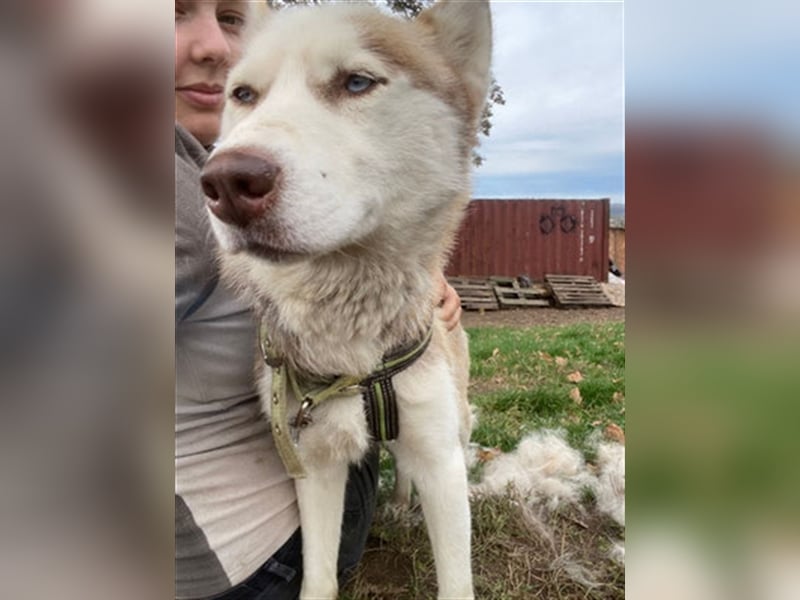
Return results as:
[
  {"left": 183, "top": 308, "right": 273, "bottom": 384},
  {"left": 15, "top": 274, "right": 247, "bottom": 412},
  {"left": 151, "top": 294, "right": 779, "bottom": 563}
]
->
[
  {"left": 259, "top": 318, "right": 433, "bottom": 479},
  {"left": 268, "top": 362, "right": 307, "bottom": 478},
  {"left": 260, "top": 328, "right": 308, "bottom": 478}
]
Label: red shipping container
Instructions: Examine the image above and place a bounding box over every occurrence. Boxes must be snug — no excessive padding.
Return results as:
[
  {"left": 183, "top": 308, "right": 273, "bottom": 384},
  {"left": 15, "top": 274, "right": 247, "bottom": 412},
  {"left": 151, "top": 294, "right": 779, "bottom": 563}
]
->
[{"left": 445, "top": 199, "right": 610, "bottom": 282}]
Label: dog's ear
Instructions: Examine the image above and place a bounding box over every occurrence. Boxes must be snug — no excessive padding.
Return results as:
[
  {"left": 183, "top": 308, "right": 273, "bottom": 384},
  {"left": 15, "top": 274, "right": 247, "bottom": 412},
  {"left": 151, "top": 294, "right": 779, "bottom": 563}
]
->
[{"left": 417, "top": 0, "right": 493, "bottom": 120}]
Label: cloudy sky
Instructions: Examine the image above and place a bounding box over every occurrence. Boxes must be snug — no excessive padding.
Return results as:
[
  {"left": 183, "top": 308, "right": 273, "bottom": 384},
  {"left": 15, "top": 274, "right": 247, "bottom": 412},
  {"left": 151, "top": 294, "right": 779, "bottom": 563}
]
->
[
  {"left": 473, "top": 1, "right": 624, "bottom": 203},
  {"left": 625, "top": 0, "right": 800, "bottom": 140}
]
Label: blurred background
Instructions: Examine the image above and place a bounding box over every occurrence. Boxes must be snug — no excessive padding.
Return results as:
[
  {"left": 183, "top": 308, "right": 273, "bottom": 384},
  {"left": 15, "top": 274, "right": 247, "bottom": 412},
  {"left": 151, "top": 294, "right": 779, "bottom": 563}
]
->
[
  {"left": 0, "top": 1, "right": 173, "bottom": 598},
  {"left": 0, "top": 0, "right": 797, "bottom": 598},
  {"left": 626, "top": 0, "right": 800, "bottom": 597}
]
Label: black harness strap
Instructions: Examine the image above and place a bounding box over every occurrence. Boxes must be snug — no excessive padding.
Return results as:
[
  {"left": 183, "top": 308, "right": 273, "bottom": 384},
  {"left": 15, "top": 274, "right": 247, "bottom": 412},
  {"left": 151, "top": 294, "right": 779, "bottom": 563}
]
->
[{"left": 361, "top": 328, "right": 433, "bottom": 442}]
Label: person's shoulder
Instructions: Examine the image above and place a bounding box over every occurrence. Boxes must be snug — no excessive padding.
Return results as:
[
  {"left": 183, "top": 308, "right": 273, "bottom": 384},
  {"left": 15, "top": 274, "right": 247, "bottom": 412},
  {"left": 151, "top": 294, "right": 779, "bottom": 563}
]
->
[
  {"left": 175, "top": 124, "right": 219, "bottom": 320},
  {"left": 176, "top": 123, "right": 208, "bottom": 170},
  {"left": 176, "top": 124, "right": 208, "bottom": 210}
]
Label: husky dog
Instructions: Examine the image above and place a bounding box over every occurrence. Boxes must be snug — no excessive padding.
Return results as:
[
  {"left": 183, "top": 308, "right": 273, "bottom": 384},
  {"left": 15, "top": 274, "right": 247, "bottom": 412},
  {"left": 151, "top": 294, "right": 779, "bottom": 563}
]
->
[{"left": 201, "top": 2, "right": 492, "bottom": 598}]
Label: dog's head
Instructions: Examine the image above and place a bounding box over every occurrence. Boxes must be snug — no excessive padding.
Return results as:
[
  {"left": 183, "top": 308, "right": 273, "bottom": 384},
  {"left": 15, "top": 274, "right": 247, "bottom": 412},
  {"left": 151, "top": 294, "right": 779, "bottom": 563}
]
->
[{"left": 201, "top": 0, "right": 492, "bottom": 262}]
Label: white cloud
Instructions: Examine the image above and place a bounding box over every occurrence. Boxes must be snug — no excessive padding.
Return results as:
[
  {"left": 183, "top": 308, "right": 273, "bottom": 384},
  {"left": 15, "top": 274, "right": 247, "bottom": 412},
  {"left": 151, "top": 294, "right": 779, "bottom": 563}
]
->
[
  {"left": 478, "top": 134, "right": 620, "bottom": 175},
  {"left": 480, "top": 1, "right": 624, "bottom": 180}
]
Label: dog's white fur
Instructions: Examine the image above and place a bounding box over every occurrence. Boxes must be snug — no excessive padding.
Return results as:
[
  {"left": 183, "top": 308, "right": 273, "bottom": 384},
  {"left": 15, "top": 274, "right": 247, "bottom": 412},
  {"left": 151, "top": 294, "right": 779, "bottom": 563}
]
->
[{"left": 206, "top": 2, "right": 492, "bottom": 598}]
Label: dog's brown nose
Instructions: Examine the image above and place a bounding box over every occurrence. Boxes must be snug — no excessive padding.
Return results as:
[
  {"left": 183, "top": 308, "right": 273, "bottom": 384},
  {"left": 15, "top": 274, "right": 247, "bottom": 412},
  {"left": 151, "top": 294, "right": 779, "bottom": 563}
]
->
[{"left": 201, "top": 151, "right": 281, "bottom": 227}]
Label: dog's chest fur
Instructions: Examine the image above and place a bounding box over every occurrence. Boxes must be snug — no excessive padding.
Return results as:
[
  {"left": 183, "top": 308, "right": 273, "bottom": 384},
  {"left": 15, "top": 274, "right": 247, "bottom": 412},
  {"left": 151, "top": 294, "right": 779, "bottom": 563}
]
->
[{"left": 228, "top": 250, "right": 438, "bottom": 378}]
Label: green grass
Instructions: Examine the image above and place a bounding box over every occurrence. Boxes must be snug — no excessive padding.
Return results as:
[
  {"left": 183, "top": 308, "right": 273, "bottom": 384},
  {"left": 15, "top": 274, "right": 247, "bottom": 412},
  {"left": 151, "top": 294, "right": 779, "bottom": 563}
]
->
[{"left": 468, "top": 322, "right": 625, "bottom": 456}]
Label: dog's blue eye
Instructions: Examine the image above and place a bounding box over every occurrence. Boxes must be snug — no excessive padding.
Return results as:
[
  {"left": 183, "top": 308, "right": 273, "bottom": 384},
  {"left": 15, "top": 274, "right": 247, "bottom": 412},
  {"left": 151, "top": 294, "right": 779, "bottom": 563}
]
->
[
  {"left": 232, "top": 85, "right": 258, "bottom": 104},
  {"left": 345, "top": 74, "right": 375, "bottom": 94}
]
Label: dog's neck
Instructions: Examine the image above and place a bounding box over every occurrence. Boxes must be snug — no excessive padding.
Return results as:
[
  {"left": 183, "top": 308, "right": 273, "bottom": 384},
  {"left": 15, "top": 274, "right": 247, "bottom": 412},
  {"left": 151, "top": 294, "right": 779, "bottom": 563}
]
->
[
  {"left": 235, "top": 244, "right": 439, "bottom": 377},
  {"left": 220, "top": 190, "right": 469, "bottom": 376}
]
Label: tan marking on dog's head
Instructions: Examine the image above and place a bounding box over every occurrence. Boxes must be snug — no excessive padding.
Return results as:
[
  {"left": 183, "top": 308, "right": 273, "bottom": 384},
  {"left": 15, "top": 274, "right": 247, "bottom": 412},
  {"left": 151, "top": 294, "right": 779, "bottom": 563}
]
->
[
  {"left": 350, "top": 3, "right": 491, "bottom": 159},
  {"left": 352, "top": 12, "right": 475, "bottom": 144},
  {"left": 358, "top": 14, "right": 472, "bottom": 111}
]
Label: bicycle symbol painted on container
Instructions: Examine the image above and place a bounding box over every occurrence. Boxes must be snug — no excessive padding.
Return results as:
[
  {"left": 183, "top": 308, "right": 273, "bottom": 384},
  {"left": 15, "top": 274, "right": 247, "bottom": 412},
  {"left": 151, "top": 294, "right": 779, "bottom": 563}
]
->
[{"left": 539, "top": 205, "right": 577, "bottom": 235}]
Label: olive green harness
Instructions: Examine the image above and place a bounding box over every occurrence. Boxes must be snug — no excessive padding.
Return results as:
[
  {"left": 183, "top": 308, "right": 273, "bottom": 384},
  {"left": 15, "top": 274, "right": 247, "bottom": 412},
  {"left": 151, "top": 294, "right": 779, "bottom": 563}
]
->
[{"left": 259, "top": 318, "right": 433, "bottom": 478}]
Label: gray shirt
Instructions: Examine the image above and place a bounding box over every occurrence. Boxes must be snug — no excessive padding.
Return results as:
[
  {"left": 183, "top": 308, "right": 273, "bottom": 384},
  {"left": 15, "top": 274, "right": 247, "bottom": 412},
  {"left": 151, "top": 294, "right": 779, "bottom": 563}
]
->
[{"left": 175, "top": 124, "right": 299, "bottom": 599}]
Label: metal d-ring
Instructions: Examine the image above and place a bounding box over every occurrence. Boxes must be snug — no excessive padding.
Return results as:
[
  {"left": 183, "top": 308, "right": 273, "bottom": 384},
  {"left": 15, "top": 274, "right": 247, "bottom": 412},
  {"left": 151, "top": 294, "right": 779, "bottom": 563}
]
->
[{"left": 293, "top": 397, "right": 314, "bottom": 430}]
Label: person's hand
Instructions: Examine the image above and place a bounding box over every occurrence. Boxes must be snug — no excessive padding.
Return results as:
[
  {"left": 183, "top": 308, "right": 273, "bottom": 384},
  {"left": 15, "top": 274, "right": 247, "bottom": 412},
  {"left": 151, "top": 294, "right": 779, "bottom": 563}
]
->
[{"left": 436, "top": 272, "right": 462, "bottom": 332}]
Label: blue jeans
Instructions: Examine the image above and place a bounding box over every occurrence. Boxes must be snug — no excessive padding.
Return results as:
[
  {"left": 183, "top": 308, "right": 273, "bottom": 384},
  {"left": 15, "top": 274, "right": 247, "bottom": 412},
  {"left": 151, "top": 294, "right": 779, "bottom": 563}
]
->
[{"left": 209, "top": 449, "right": 379, "bottom": 600}]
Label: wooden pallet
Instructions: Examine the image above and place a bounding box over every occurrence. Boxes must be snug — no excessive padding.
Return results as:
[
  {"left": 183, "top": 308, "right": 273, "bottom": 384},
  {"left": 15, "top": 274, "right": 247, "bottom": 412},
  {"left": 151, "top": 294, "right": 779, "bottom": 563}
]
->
[
  {"left": 448, "top": 277, "right": 499, "bottom": 311},
  {"left": 490, "top": 276, "right": 551, "bottom": 308},
  {"left": 545, "top": 274, "right": 613, "bottom": 308}
]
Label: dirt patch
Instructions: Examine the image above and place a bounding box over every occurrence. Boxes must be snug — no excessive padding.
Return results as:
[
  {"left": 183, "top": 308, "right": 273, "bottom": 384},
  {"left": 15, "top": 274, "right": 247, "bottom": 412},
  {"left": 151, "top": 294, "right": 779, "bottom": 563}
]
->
[
  {"left": 347, "top": 543, "right": 417, "bottom": 598},
  {"left": 462, "top": 307, "right": 625, "bottom": 329},
  {"left": 342, "top": 495, "right": 624, "bottom": 600}
]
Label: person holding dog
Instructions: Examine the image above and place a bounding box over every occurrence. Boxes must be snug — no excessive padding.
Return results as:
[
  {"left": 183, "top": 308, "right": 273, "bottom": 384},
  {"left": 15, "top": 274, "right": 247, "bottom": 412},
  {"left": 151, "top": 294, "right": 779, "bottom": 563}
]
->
[{"left": 175, "top": 2, "right": 462, "bottom": 599}]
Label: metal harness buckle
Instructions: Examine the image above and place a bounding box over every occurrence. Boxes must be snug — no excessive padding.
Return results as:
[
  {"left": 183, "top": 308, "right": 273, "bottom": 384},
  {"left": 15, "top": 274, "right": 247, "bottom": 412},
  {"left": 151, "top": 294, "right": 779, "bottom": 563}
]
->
[{"left": 293, "top": 397, "right": 314, "bottom": 430}]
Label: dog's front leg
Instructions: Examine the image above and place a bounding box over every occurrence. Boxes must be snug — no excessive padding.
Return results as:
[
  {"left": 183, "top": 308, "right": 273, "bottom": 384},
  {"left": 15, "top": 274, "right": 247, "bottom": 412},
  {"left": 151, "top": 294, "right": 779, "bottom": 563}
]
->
[
  {"left": 295, "top": 462, "right": 349, "bottom": 600},
  {"left": 413, "top": 446, "right": 473, "bottom": 599}
]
